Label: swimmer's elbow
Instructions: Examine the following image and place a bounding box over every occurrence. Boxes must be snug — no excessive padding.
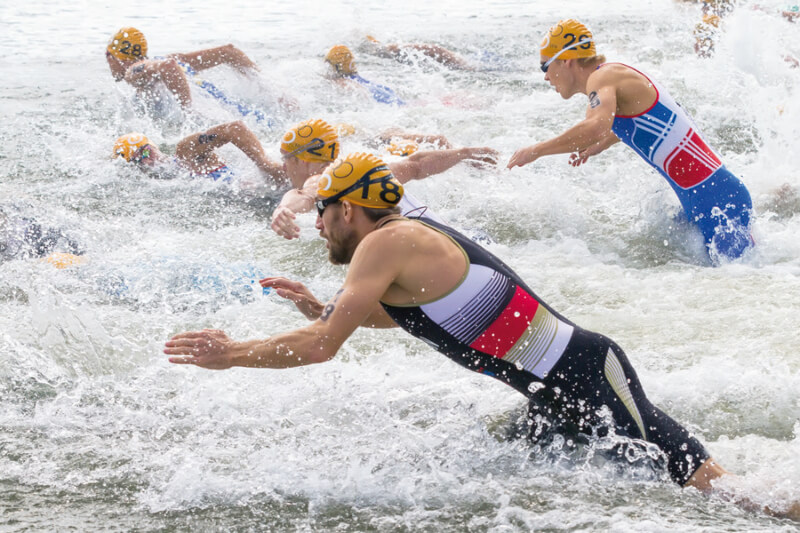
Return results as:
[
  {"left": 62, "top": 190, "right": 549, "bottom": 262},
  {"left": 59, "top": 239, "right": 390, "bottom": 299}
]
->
[
  {"left": 305, "top": 346, "right": 338, "bottom": 364},
  {"left": 584, "top": 116, "right": 613, "bottom": 139}
]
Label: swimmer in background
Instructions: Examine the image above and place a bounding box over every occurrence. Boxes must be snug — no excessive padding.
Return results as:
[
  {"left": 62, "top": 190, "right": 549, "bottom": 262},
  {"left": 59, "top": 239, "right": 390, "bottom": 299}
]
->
[
  {"left": 694, "top": 2, "right": 800, "bottom": 66},
  {"left": 113, "top": 120, "right": 286, "bottom": 186},
  {"left": 325, "top": 45, "right": 405, "bottom": 105},
  {"left": 106, "top": 27, "right": 296, "bottom": 118},
  {"left": 508, "top": 19, "right": 754, "bottom": 265},
  {"left": 271, "top": 118, "right": 499, "bottom": 239}
]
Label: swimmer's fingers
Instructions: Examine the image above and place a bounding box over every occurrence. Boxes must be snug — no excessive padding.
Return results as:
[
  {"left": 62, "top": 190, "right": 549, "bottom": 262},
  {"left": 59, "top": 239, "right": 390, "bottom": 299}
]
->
[
  {"left": 259, "top": 277, "right": 322, "bottom": 319},
  {"left": 260, "top": 277, "right": 314, "bottom": 299},
  {"left": 168, "top": 356, "right": 201, "bottom": 365},
  {"left": 259, "top": 276, "right": 305, "bottom": 291},
  {"left": 164, "top": 330, "right": 234, "bottom": 369},
  {"left": 507, "top": 146, "right": 538, "bottom": 169},
  {"left": 465, "top": 148, "right": 500, "bottom": 167},
  {"left": 270, "top": 207, "right": 300, "bottom": 240},
  {"left": 569, "top": 152, "right": 588, "bottom": 167}
]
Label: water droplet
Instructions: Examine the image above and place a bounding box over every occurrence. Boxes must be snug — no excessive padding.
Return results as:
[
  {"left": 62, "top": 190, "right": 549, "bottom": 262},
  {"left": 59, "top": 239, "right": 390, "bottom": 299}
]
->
[{"left": 527, "top": 381, "right": 545, "bottom": 394}]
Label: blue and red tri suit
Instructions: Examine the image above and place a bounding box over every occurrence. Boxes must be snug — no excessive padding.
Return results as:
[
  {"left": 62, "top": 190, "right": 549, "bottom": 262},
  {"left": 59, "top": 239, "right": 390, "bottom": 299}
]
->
[{"left": 606, "top": 63, "right": 753, "bottom": 262}]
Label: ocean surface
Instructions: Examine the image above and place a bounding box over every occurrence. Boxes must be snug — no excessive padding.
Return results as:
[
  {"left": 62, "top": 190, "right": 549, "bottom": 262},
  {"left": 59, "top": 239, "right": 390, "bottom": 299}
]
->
[{"left": 1, "top": 0, "right": 800, "bottom": 531}]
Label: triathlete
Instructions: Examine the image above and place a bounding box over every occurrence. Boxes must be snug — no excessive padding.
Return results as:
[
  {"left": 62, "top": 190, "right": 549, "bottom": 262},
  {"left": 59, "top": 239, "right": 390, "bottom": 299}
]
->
[
  {"left": 105, "top": 27, "right": 287, "bottom": 118},
  {"left": 507, "top": 19, "right": 753, "bottom": 264},
  {"left": 164, "top": 152, "right": 799, "bottom": 521},
  {"left": 270, "top": 118, "right": 498, "bottom": 239},
  {"left": 113, "top": 120, "right": 285, "bottom": 185},
  {"left": 325, "top": 45, "right": 405, "bottom": 105}
]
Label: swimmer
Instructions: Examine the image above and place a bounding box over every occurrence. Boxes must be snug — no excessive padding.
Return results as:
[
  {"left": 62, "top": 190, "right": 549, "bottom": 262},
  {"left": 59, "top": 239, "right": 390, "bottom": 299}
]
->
[
  {"left": 325, "top": 45, "right": 405, "bottom": 105},
  {"left": 164, "top": 152, "right": 800, "bottom": 522},
  {"left": 270, "top": 118, "right": 498, "bottom": 239},
  {"left": 363, "top": 35, "right": 474, "bottom": 70},
  {"left": 0, "top": 206, "right": 82, "bottom": 263},
  {"left": 113, "top": 120, "right": 286, "bottom": 185},
  {"left": 694, "top": 12, "right": 723, "bottom": 57},
  {"left": 106, "top": 27, "right": 269, "bottom": 112},
  {"left": 508, "top": 19, "right": 754, "bottom": 264}
]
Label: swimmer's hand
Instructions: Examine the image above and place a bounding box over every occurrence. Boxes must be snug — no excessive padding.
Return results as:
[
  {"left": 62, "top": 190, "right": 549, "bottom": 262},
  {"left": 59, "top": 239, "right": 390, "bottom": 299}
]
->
[
  {"left": 569, "top": 133, "right": 620, "bottom": 167},
  {"left": 507, "top": 146, "right": 540, "bottom": 169},
  {"left": 271, "top": 206, "right": 301, "bottom": 240},
  {"left": 165, "top": 329, "right": 234, "bottom": 369},
  {"left": 569, "top": 152, "right": 589, "bottom": 167},
  {"left": 260, "top": 277, "right": 324, "bottom": 320},
  {"left": 463, "top": 147, "right": 500, "bottom": 168}
]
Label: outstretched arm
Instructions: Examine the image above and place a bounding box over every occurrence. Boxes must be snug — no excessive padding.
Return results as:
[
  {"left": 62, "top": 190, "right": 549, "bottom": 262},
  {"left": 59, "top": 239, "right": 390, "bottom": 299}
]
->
[
  {"left": 125, "top": 58, "right": 192, "bottom": 108},
  {"left": 507, "top": 73, "right": 618, "bottom": 169},
  {"left": 371, "top": 38, "right": 471, "bottom": 70},
  {"left": 171, "top": 44, "right": 259, "bottom": 75},
  {"left": 260, "top": 276, "right": 399, "bottom": 328},
  {"left": 164, "top": 233, "right": 404, "bottom": 369},
  {"left": 390, "top": 147, "right": 499, "bottom": 184},
  {"left": 400, "top": 43, "right": 472, "bottom": 70},
  {"left": 176, "top": 121, "right": 286, "bottom": 182},
  {"left": 378, "top": 128, "right": 452, "bottom": 148}
]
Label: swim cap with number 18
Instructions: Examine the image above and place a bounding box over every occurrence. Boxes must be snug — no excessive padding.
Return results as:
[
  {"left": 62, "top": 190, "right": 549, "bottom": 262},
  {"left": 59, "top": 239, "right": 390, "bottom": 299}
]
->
[{"left": 317, "top": 152, "right": 404, "bottom": 208}]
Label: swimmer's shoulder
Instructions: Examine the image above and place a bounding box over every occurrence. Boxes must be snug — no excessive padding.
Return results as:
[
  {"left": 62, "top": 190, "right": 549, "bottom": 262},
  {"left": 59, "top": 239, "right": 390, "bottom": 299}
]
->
[{"left": 589, "top": 63, "right": 652, "bottom": 90}]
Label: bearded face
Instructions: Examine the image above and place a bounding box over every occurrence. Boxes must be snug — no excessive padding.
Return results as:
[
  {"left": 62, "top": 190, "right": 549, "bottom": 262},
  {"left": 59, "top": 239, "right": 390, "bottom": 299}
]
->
[{"left": 326, "top": 223, "right": 359, "bottom": 265}]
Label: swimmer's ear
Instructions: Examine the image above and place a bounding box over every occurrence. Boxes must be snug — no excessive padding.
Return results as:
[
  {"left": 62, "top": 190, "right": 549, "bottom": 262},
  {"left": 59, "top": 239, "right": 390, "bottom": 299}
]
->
[{"left": 341, "top": 199, "right": 354, "bottom": 221}]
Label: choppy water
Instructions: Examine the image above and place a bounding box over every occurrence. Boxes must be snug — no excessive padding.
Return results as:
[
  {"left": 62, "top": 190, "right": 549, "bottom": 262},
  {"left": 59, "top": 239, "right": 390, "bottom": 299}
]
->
[{"left": 2, "top": 0, "right": 800, "bottom": 531}]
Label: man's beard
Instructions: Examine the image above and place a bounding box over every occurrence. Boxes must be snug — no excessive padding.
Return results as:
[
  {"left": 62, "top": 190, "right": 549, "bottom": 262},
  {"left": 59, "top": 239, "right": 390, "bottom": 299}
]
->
[{"left": 327, "top": 226, "right": 359, "bottom": 265}]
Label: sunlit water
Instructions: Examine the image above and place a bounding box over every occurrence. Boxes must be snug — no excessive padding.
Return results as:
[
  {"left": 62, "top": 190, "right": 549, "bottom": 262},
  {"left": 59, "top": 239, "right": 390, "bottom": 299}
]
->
[{"left": 1, "top": 0, "right": 800, "bottom": 531}]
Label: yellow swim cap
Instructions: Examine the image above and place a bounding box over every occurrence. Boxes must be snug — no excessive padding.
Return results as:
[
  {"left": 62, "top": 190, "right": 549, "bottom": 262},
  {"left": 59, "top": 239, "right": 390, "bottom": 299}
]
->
[
  {"left": 386, "top": 139, "right": 419, "bottom": 157},
  {"left": 281, "top": 119, "right": 340, "bottom": 163},
  {"left": 317, "top": 152, "right": 404, "bottom": 209},
  {"left": 113, "top": 133, "right": 151, "bottom": 162},
  {"left": 43, "top": 253, "right": 87, "bottom": 269},
  {"left": 107, "top": 27, "right": 148, "bottom": 61},
  {"left": 325, "top": 45, "right": 357, "bottom": 75},
  {"left": 540, "top": 19, "right": 596, "bottom": 60}
]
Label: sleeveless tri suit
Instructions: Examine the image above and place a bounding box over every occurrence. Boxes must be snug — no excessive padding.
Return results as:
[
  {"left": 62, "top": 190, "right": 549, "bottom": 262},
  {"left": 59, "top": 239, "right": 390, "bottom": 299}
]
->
[
  {"left": 347, "top": 74, "right": 405, "bottom": 106},
  {"left": 606, "top": 63, "right": 753, "bottom": 262},
  {"left": 380, "top": 216, "right": 709, "bottom": 485}
]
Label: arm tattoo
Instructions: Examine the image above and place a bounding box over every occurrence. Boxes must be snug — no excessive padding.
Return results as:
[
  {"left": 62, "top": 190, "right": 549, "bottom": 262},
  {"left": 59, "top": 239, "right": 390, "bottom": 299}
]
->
[
  {"left": 198, "top": 134, "right": 218, "bottom": 144},
  {"left": 320, "top": 289, "right": 344, "bottom": 322},
  {"left": 588, "top": 91, "right": 601, "bottom": 109}
]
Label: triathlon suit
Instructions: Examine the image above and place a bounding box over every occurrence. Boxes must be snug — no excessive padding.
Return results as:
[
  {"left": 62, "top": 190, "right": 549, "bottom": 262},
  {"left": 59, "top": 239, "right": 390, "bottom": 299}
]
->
[
  {"left": 203, "top": 165, "right": 235, "bottom": 183},
  {"left": 152, "top": 58, "right": 271, "bottom": 126},
  {"left": 380, "top": 216, "right": 709, "bottom": 485},
  {"left": 347, "top": 74, "right": 405, "bottom": 105},
  {"left": 605, "top": 63, "right": 753, "bottom": 262},
  {"left": 169, "top": 157, "right": 235, "bottom": 183}
]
